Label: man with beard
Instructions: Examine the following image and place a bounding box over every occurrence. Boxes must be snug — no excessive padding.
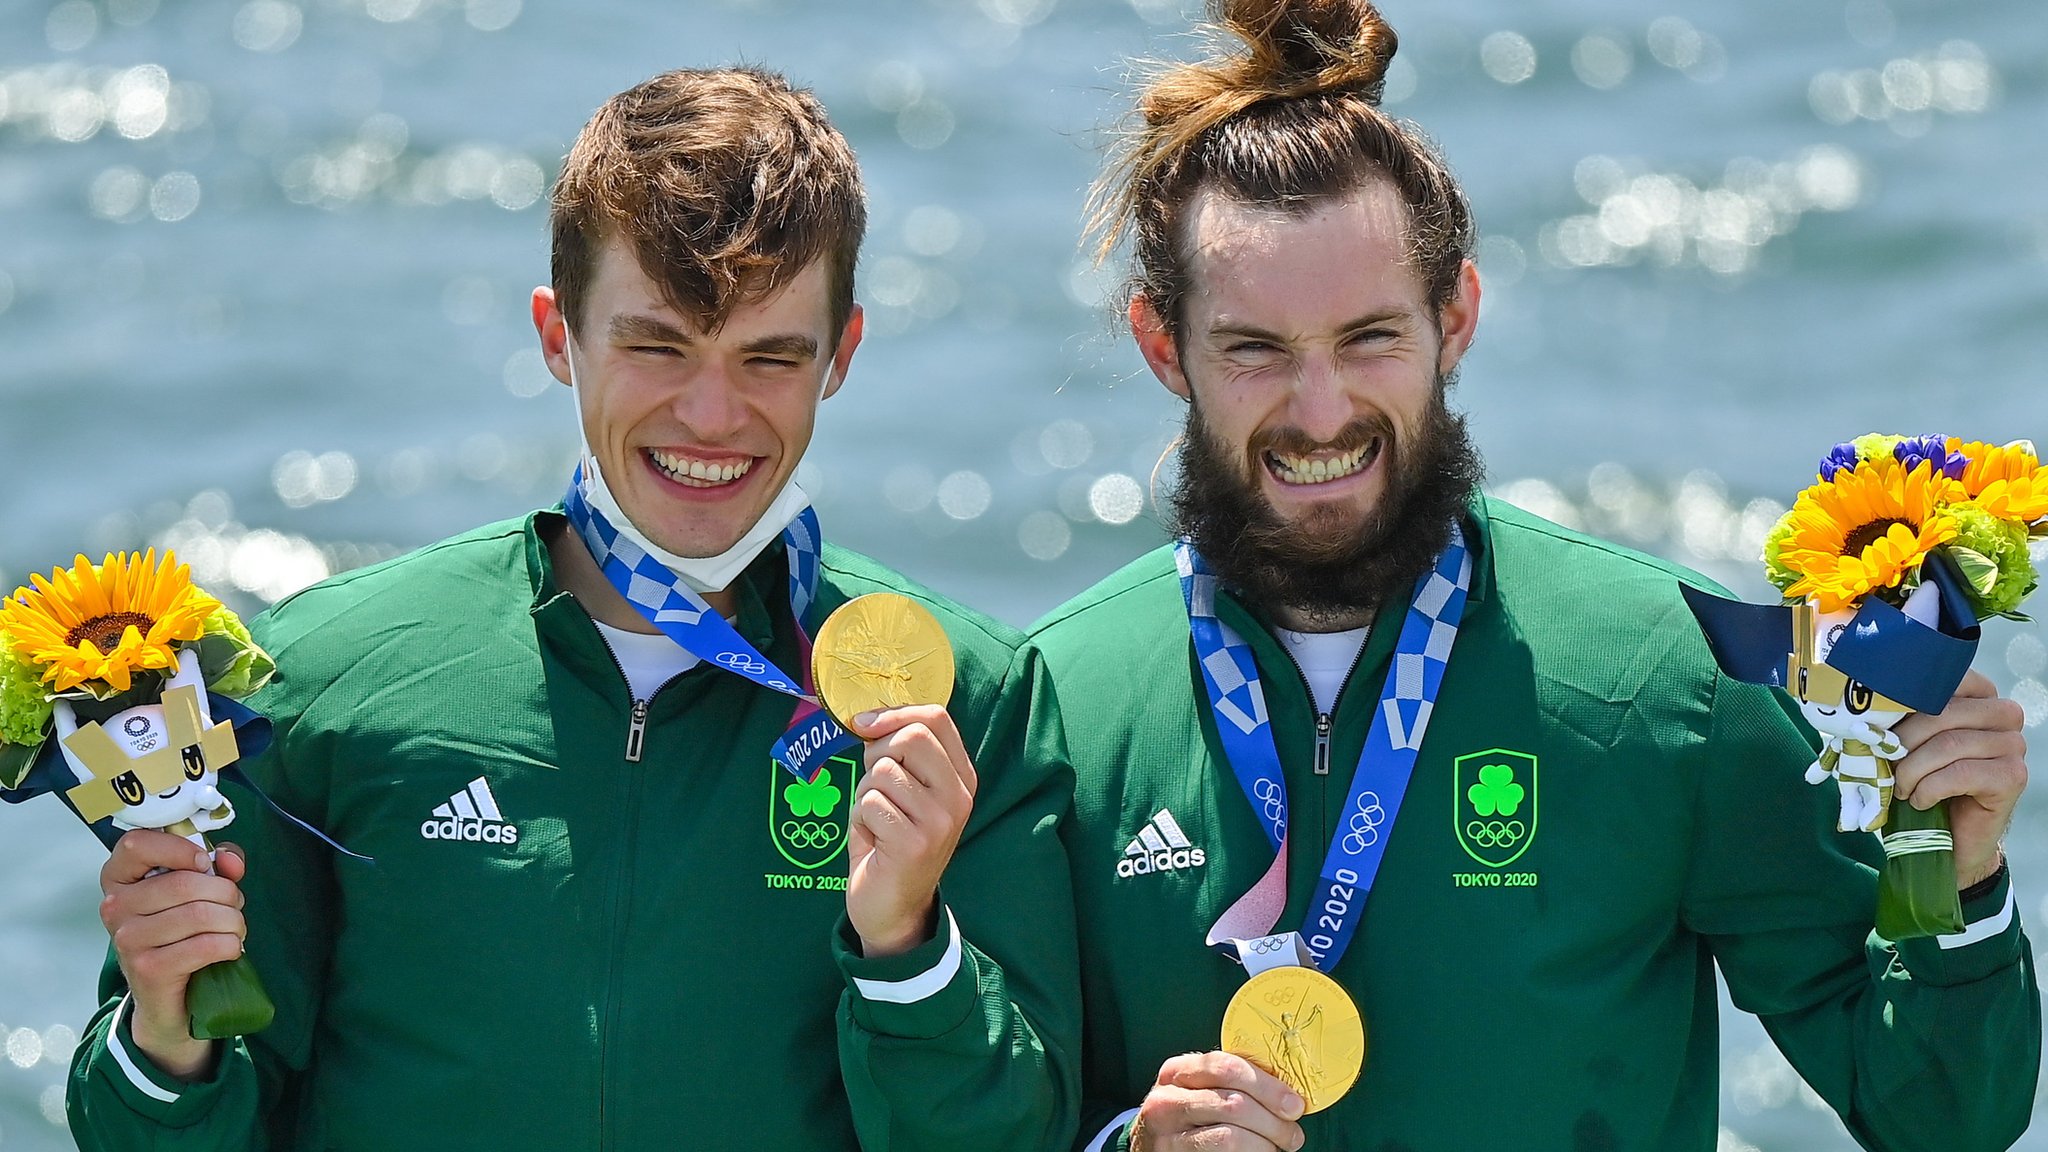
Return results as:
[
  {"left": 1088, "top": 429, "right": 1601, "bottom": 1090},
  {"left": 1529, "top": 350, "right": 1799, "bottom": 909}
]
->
[{"left": 1028, "top": 2, "right": 2038, "bottom": 1150}]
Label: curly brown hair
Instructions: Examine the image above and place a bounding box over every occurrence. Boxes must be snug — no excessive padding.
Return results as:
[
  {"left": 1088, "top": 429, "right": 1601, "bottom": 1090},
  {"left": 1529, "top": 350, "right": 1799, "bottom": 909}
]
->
[
  {"left": 1091, "top": 0, "right": 1473, "bottom": 338},
  {"left": 551, "top": 67, "right": 866, "bottom": 340}
]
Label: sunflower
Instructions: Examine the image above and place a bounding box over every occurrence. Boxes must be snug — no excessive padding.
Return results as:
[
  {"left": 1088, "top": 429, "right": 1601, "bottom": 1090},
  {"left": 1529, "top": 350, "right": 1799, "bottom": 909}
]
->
[
  {"left": 1768, "top": 457, "right": 1964, "bottom": 613},
  {"left": 1947, "top": 438, "right": 2048, "bottom": 524},
  {"left": 0, "top": 551, "right": 220, "bottom": 695}
]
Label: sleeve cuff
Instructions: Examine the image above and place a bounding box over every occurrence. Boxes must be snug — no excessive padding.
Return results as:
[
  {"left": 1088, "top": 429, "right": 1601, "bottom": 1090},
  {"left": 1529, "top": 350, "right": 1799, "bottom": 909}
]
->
[
  {"left": 1896, "top": 865, "right": 2025, "bottom": 986},
  {"left": 100, "top": 995, "right": 233, "bottom": 1124},
  {"left": 1082, "top": 1107, "right": 1140, "bottom": 1152},
  {"left": 834, "top": 905, "right": 980, "bottom": 1039}
]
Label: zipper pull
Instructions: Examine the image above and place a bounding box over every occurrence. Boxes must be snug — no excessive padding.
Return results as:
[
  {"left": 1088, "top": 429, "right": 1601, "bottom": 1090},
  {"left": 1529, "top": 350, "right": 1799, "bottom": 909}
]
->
[
  {"left": 625, "top": 698, "right": 649, "bottom": 763},
  {"left": 1313, "top": 712, "right": 1332, "bottom": 776}
]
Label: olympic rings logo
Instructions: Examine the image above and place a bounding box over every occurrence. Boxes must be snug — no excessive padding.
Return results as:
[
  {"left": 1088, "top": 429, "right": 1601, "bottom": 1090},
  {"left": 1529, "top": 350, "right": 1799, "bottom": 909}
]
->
[
  {"left": 1464, "top": 820, "right": 1526, "bottom": 849},
  {"left": 1340, "top": 790, "right": 1386, "bottom": 854},
  {"left": 717, "top": 653, "right": 769, "bottom": 675},
  {"left": 780, "top": 820, "right": 840, "bottom": 850},
  {"left": 1253, "top": 778, "right": 1286, "bottom": 828},
  {"left": 1248, "top": 937, "right": 1286, "bottom": 954}
]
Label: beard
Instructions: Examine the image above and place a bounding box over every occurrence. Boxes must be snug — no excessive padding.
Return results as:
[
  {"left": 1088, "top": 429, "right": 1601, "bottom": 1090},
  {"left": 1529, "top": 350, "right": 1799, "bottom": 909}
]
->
[{"left": 1168, "top": 376, "right": 1485, "bottom": 628}]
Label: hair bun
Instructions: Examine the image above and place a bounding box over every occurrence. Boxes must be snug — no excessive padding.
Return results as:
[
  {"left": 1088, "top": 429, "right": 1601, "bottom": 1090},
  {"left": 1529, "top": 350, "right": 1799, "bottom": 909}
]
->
[{"left": 1214, "top": 0, "right": 1397, "bottom": 104}]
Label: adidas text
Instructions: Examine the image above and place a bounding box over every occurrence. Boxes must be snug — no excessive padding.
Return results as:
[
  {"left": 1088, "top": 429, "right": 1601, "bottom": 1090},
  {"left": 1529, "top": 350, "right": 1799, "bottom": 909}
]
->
[
  {"left": 421, "top": 777, "right": 518, "bottom": 845},
  {"left": 420, "top": 818, "right": 519, "bottom": 844},
  {"left": 1117, "top": 808, "right": 1207, "bottom": 878},
  {"left": 1117, "top": 846, "right": 1206, "bottom": 877}
]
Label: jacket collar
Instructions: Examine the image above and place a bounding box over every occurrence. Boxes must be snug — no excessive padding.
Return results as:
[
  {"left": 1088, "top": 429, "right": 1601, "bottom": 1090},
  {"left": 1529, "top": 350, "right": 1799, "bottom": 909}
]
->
[{"left": 523, "top": 508, "right": 786, "bottom": 685}]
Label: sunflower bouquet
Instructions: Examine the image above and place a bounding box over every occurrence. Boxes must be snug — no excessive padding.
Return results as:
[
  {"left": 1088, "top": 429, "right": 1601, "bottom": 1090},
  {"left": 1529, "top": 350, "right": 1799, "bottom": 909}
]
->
[
  {"left": 0, "top": 550, "right": 279, "bottom": 1037},
  {"left": 1761, "top": 434, "right": 2046, "bottom": 938}
]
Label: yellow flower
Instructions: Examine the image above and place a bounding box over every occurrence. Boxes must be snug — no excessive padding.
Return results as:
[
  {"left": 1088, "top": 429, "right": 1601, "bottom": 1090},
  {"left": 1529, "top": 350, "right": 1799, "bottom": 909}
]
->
[
  {"left": 1948, "top": 438, "right": 2048, "bottom": 524},
  {"left": 0, "top": 551, "right": 220, "bottom": 695},
  {"left": 1773, "top": 458, "right": 1963, "bottom": 613}
]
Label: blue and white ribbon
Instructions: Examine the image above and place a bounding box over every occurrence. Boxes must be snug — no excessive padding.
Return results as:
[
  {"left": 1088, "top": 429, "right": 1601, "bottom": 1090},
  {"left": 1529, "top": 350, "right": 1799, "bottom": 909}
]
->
[
  {"left": 1179, "top": 523, "right": 1471, "bottom": 972},
  {"left": 562, "top": 465, "right": 856, "bottom": 781}
]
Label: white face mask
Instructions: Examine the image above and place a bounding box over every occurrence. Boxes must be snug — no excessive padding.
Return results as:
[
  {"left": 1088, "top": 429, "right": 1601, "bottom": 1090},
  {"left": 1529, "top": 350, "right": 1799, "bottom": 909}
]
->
[{"left": 564, "top": 328, "right": 811, "bottom": 595}]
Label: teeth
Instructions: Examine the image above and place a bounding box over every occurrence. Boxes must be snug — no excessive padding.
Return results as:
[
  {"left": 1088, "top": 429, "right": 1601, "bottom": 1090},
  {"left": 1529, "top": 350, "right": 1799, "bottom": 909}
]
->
[
  {"left": 648, "top": 448, "right": 754, "bottom": 486},
  {"left": 1268, "top": 441, "right": 1375, "bottom": 486}
]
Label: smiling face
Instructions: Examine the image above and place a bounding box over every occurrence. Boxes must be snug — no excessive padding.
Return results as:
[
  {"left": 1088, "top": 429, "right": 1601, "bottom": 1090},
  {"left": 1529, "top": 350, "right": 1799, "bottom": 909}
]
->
[
  {"left": 535, "top": 238, "right": 862, "bottom": 559},
  {"left": 1134, "top": 180, "right": 1483, "bottom": 624},
  {"left": 1138, "top": 180, "right": 1480, "bottom": 540}
]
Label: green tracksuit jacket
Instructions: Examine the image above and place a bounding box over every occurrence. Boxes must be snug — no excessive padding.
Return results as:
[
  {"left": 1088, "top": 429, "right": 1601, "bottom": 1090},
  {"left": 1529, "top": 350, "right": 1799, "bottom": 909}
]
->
[
  {"left": 67, "top": 511, "right": 1080, "bottom": 1152},
  {"left": 1026, "top": 497, "right": 2038, "bottom": 1152}
]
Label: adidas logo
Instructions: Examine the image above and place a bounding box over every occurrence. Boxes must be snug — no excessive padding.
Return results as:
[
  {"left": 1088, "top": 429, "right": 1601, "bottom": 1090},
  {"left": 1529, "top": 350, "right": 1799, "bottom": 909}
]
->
[
  {"left": 419, "top": 777, "right": 520, "bottom": 845},
  {"left": 1116, "top": 808, "right": 1206, "bottom": 878}
]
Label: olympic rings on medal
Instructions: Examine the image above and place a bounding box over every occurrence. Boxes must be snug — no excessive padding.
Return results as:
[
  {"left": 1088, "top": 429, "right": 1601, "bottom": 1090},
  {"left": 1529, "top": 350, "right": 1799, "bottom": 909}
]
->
[
  {"left": 1340, "top": 790, "right": 1387, "bottom": 855},
  {"left": 1249, "top": 936, "right": 1285, "bottom": 954},
  {"left": 717, "top": 652, "right": 770, "bottom": 675},
  {"left": 780, "top": 820, "right": 839, "bottom": 850},
  {"left": 1463, "top": 820, "right": 1526, "bottom": 849}
]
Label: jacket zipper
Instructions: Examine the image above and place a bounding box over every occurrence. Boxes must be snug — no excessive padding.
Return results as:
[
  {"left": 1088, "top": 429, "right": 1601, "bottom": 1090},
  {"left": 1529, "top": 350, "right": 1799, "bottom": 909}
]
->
[
  {"left": 590, "top": 626, "right": 693, "bottom": 762},
  {"left": 586, "top": 623, "right": 694, "bottom": 1149},
  {"left": 624, "top": 700, "right": 648, "bottom": 763},
  {"left": 1280, "top": 631, "right": 1372, "bottom": 856}
]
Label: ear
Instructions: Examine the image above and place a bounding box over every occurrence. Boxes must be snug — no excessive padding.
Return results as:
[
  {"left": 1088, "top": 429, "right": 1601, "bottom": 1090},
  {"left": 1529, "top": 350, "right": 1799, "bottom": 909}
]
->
[
  {"left": 532, "top": 286, "right": 573, "bottom": 388},
  {"left": 1436, "top": 259, "right": 1482, "bottom": 376},
  {"left": 821, "top": 304, "right": 864, "bottom": 402},
  {"left": 1129, "top": 293, "right": 1191, "bottom": 400}
]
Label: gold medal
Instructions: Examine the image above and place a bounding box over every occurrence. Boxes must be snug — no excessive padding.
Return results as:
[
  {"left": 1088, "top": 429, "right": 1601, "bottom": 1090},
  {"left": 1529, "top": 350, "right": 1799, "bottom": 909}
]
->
[
  {"left": 1220, "top": 966, "right": 1365, "bottom": 1114},
  {"left": 811, "top": 593, "right": 955, "bottom": 724}
]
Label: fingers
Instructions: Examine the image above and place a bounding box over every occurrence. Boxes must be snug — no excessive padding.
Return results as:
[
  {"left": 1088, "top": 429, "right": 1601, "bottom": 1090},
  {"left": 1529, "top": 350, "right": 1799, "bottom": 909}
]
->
[
  {"left": 101, "top": 829, "right": 213, "bottom": 891},
  {"left": 1893, "top": 705, "right": 2027, "bottom": 802},
  {"left": 102, "top": 868, "right": 245, "bottom": 923},
  {"left": 1137, "top": 1052, "right": 1305, "bottom": 1152},
  {"left": 1955, "top": 669, "right": 1997, "bottom": 699},
  {"left": 852, "top": 775, "right": 950, "bottom": 860},
  {"left": 1158, "top": 1051, "right": 1305, "bottom": 1121},
  {"left": 852, "top": 708, "right": 977, "bottom": 847},
  {"left": 852, "top": 705, "right": 977, "bottom": 796},
  {"left": 1894, "top": 686, "right": 2021, "bottom": 751},
  {"left": 1902, "top": 757, "right": 2028, "bottom": 814},
  {"left": 214, "top": 843, "right": 247, "bottom": 883},
  {"left": 113, "top": 901, "right": 247, "bottom": 957},
  {"left": 124, "top": 931, "right": 246, "bottom": 992}
]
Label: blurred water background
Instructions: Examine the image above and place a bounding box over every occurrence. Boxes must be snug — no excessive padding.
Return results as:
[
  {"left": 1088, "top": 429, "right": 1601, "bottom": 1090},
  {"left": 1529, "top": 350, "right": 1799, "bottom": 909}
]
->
[{"left": 1, "top": 0, "right": 2044, "bottom": 1146}]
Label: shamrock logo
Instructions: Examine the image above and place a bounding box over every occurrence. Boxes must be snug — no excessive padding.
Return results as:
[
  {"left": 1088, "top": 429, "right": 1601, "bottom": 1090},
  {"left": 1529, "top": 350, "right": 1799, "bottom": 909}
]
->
[
  {"left": 784, "top": 773, "right": 844, "bottom": 819},
  {"left": 1466, "top": 763, "right": 1525, "bottom": 818}
]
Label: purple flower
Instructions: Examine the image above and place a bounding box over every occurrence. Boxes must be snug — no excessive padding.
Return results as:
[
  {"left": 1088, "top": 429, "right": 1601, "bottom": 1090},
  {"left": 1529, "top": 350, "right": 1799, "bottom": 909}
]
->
[
  {"left": 1819, "top": 442, "right": 1861, "bottom": 482},
  {"left": 1893, "top": 434, "right": 1967, "bottom": 480}
]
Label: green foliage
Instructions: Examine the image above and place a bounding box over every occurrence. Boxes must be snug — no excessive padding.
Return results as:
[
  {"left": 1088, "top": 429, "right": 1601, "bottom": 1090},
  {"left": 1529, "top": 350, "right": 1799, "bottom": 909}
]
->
[
  {"left": 1945, "top": 502, "right": 2038, "bottom": 618},
  {"left": 0, "top": 641, "right": 53, "bottom": 753},
  {"left": 198, "top": 606, "right": 276, "bottom": 699}
]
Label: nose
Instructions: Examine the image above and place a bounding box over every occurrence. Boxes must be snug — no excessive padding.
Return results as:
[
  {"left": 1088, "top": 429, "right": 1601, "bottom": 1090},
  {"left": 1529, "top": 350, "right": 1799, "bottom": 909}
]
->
[
  {"left": 667, "top": 363, "right": 749, "bottom": 443},
  {"left": 1287, "top": 352, "right": 1355, "bottom": 444}
]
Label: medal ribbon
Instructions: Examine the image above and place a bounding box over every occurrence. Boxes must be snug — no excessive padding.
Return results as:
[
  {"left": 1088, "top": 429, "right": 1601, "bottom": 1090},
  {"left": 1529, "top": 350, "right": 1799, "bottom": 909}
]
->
[
  {"left": 562, "top": 465, "right": 856, "bottom": 782},
  {"left": 1178, "top": 523, "right": 1471, "bottom": 973}
]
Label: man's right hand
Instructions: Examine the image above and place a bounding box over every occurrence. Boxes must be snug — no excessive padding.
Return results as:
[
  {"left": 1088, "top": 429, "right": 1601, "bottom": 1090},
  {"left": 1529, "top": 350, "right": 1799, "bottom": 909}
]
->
[
  {"left": 99, "top": 830, "right": 248, "bottom": 1080},
  {"left": 1129, "top": 1051, "right": 1306, "bottom": 1151}
]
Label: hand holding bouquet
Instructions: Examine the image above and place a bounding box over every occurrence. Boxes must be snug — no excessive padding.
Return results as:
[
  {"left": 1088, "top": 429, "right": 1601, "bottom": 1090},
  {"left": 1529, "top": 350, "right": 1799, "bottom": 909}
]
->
[
  {"left": 1686, "top": 435, "right": 2046, "bottom": 939},
  {"left": 1, "top": 550, "right": 278, "bottom": 1037}
]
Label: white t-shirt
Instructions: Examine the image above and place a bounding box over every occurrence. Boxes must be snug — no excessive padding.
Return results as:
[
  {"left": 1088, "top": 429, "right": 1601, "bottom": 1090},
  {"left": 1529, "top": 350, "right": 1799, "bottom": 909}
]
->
[
  {"left": 1275, "top": 626, "right": 1370, "bottom": 715},
  {"left": 593, "top": 620, "right": 702, "bottom": 703}
]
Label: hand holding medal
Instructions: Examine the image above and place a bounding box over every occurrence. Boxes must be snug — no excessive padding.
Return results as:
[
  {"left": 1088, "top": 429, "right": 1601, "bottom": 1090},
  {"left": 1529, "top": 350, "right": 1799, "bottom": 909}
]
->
[
  {"left": 812, "top": 594, "right": 975, "bottom": 958},
  {"left": 1221, "top": 965, "right": 1366, "bottom": 1115}
]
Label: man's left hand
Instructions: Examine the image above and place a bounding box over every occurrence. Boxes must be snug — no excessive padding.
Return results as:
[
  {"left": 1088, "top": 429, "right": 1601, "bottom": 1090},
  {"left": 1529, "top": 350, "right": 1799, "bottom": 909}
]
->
[
  {"left": 1892, "top": 669, "right": 2029, "bottom": 889},
  {"left": 845, "top": 704, "right": 978, "bottom": 957}
]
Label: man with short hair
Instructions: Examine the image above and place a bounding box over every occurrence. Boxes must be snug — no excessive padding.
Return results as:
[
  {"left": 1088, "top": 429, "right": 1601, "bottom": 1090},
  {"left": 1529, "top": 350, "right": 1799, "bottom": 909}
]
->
[
  {"left": 67, "top": 67, "right": 1078, "bottom": 1152},
  {"left": 1033, "top": 3, "right": 2039, "bottom": 1150}
]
